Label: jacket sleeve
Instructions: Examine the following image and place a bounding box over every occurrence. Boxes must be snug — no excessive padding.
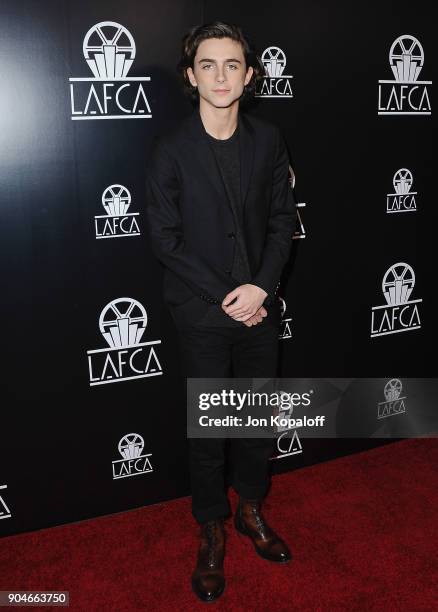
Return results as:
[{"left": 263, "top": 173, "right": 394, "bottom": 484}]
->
[
  {"left": 251, "top": 127, "right": 297, "bottom": 304},
  {"left": 145, "top": 139, "right": 238, "bottom": 303}
]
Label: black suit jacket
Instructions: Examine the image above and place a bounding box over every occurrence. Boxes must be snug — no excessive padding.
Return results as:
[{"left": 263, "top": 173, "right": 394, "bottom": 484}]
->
[{"left": 145, "top": 105, "right": 297, "bottom": 312}]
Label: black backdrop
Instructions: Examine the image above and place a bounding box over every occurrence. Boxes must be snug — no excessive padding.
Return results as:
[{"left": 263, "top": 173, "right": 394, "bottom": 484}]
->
[{"left": 1, "top": 0, "right": 435, "bottom": 536}]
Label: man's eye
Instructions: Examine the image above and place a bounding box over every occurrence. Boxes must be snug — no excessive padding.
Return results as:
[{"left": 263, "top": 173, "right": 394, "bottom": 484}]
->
[
  {"left": 228, "top": 64, "right": 238, "bottom": 70},
  {"left": 202, "top": 64, "right": 212, "bottom": 69}
]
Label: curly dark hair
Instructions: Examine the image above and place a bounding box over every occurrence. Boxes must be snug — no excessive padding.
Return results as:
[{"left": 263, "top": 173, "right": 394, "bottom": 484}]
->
[{"left": 176, "top": 21, "right": 265, "bottom": 105}]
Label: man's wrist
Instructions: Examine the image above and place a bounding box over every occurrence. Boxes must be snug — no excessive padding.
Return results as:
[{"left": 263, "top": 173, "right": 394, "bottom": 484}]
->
[{"left": 249, "top": 283, "right": 268, "bottom": 297}]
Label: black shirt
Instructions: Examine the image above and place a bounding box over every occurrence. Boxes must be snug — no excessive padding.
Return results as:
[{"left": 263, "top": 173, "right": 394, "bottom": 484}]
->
[{"left": 198, "top": 122, "right": 252, "bottom": 327}]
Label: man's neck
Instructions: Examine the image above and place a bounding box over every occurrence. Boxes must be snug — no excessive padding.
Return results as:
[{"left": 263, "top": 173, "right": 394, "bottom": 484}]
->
[{"left": 198, "top": 99, "right": 239, "bottom": 140}]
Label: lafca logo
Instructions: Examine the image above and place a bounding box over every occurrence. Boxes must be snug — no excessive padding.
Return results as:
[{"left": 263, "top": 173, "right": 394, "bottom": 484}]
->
[
  {"left": 279, "top": 297, "right": 292, "bottom": 340},
  {"left": 371, "top": 263, "right": 422, "bottom": 337},
  {"left": 289, "top": 165, "right": 307, "bottom": 239},
  {"left": 377, "top": 378, "right": 407, "bottom": 419},
  {"left": 255, "top": 46, "right": 293, "bottom": 98},
  {"left": 378, "top": 35, "right": 431, "bottom": 115},
  {"left": 69, "top": 21, "right": 152, "bottom": 120},
  {"left": 270, "top": 394, "right": 303, "bottom": 459},
  {"left": 386, "top": 169, "right": 417, "bottom": 213},
  {"left": 272, "top": 430, "right": 303, "bottom": 460},
  {"left": 87, "top": 298, "right": 162, "bottom": 386},
  {"left": 0, "top": 485, "right": 11, "bottom": 520},
  {"left": 95, "top": 184, "right": 141, "bottom": 239},
  {"left": 112, "top": 433, "right": 153, "bottom": 479}
]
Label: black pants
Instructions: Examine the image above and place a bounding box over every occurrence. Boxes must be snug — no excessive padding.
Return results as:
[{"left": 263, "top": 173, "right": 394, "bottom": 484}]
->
[{"left": 175, "top": 314, "right": 280, "bottom": 524}]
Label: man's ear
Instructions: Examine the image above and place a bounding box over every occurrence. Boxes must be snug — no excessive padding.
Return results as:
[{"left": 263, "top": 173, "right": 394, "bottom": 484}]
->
[
  {"left": 186, "top": 66, "right": 197, "bottom": 87},
  {"left": 245, "top": 65, "right": 254, "bottom": 86}
]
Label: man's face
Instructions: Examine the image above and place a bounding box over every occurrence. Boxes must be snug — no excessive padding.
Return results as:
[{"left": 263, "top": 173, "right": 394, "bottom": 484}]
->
[{"left": 186, "top": 37, "right": 253, "bottom": 109}]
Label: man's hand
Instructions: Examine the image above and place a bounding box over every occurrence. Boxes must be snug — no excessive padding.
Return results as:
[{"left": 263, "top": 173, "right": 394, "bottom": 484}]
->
[
  {"left": 221, "top": 284, "right": 268, "bottom": 322},
  {"left": 242, "top": 305, "right": 268, "bottom": 326}
]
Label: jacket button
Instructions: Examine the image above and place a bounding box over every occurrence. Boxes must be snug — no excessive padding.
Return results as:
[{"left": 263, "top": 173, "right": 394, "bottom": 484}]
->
[
  {"left": 227, "top": 232, "right": 235, "bottom": 238},
  {"left": 225, "top": 267, "right": 231, "bottom": 274}
]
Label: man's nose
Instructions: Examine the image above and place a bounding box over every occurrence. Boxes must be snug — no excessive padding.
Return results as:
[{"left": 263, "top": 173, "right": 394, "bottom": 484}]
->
[{"left": 216, "top": 67, "right": 226, "bottom": 82}]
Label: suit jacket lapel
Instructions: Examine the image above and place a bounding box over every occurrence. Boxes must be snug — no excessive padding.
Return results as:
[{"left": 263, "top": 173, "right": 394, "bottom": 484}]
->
[{"left": 187, "top": 106, "right": 255, "bottom": 220}]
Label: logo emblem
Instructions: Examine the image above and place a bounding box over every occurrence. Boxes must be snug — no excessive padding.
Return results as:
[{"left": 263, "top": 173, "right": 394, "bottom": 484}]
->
[
  {"left": 83, "top": 22, "right": 136, "bottom": 79},
  {"left": 393, "top": 168, "right": 413, "bottom": 194},
  {"left": 87, "top": 298, "right": 162, "bottom": 385},
  {"left": 262, "top": 46, "right": 287, "bottom": 77},
  {"left": 389, "top": 36, "right": 424, "bottom": 82},
  {"left": 386, "top": 169, "right": 417, "bottom": 213},
  {"left": 289, "top": 164, "right": 307, "bottom": 239},
  {"left": 255, "top": 46, "right": 293, "bottom": 98},
  {"left": 69, "top": 21, "right": 152, "bottom": 120},
  {"left": 371, "top": 263, "right": 422, "bottom": 337},
  {"left": 382, "top": 263, "right": 415, "bottom": 306},
  {"left": 95, "top": 184, "right": 141, "bottom": 239},
  {"left": 0, "top": 485, "right": 11, "bottom": 520},
  {"left": 272, "top": 429, "right": 303, "bottom": 459},
  {"left": 378, "top": 378, "right": 407, "bottom": 419},
  {"left": 112, "top": 433, "right": 153, "bottom": 479},
  {"left": 279, "top": 297, "right": 292, "bottom": 340},
  {"left": 99, "top": 298, "right": 147, "bottom": 348},
  {"left": 378, "top": 35, "right": 431, "bottom": 115},
  {"left": 384, "top": 378, "right": 402, "bottom": 401}
]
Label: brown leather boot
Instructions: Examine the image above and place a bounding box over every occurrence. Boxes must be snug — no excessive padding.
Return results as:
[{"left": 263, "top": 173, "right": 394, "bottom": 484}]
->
[
  {"left": 234, "top": 497, "right": 291, "bottom": 563},
  {"left": 191, "top": 518, "right": 226, "bottom": 602}
]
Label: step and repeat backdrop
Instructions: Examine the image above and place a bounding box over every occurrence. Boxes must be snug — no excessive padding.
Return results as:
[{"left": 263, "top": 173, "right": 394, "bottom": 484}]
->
[{"left": 1, "top": 0, "right": 435, "bottom": 535}]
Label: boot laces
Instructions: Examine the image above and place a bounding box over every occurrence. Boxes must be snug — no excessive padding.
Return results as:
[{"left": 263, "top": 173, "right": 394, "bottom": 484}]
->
[
  {"left": 205, "top": 520, "right": 221, "bottom": 568},
  {"left": 245, "top": 500, "right": 268, "bottom": 537}
]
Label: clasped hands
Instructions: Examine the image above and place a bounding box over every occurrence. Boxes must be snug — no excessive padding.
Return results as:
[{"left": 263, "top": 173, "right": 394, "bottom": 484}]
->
[{"left": 221, "top": 284, "right": 268, "bottom": 327}]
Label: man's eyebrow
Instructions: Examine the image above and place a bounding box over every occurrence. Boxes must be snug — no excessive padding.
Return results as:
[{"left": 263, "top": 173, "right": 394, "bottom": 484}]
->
[{"left": 198, "top": 58, "right": 242, "bottom": 63}]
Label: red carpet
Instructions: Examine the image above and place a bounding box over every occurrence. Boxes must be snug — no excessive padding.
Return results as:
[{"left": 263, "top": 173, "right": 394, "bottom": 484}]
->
[{"left": 1, "top": 438, "right": 437, "bottom": 611}]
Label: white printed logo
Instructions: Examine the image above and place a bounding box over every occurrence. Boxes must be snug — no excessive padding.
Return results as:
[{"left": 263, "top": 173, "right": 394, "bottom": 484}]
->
[
  {"left": 0, "top": 485, "right": 11, "bottom": 520},
  {"left": 112, "top": 433, "right": 153, "bottom": 479},
  {"left": 269, "top": 391, "right": 303, "bottom": 459},
  {"left": 69, "top": 21, "right": 152, "bottom": 120},
  {"left": 272, "top": 430, "right": 302, "bottom": 460},
  {"left": 386, "top": 169, "right": 417, "bottom": 213},
  {"left": 87, "top": 298, "right": 163, "bottom": 385},
  {"left": 95, "top": 184, "right": 141, "bottom": 239},
  {"left": 279, "top": 297, "right": 292, "bottom": 340},
  {"left": 378, "top": 35, "right": 431, "bottom": 115},
  {"left": 289, "top": 164, "right": 307, "bottom": 239},
  {"left": 371, "top": 263, "right": 422, "bottom": 337},
  {"left": 377, "top": 378, "right": 407, "bottom": 419},
  {"left": 255, "top": 46, "right": 293, "bottom": 98}
]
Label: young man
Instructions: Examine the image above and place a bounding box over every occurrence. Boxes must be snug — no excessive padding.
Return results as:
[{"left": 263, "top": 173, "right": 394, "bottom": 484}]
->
[{"left": 146, "top": 21, "right": 297, "bottom": 603}]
